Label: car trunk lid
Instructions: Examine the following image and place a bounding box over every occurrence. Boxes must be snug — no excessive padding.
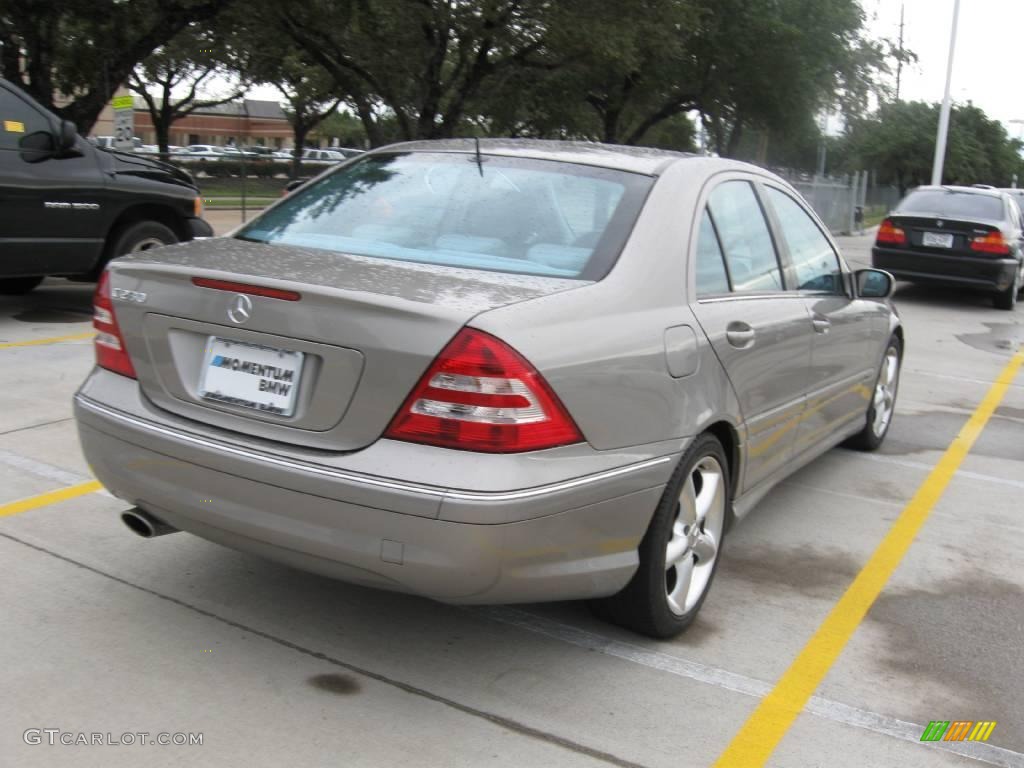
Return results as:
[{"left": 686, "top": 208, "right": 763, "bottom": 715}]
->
[
  {"left": 886, "top": 214, "right": 1006, "bottom": 257},
  {"left": 108, "top": 238, "right": 584, "bottom": 451}
]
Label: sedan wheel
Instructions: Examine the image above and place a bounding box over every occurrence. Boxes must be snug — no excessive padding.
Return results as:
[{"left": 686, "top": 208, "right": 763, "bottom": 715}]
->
[
  {"left": 846, "top": 335, "right": 901, "bottom": 451},
  {"left": 665, "top": 456, "right": 726, "bottom": 616},
  {"left": 871, "top": 346, "right": 899, "bottom": 439},
  {"left": 593, "top": 433, "right": 731, "bottom": 638},
  {"left": 994, "top": 266, "right": 1020, "bottom": 310}
]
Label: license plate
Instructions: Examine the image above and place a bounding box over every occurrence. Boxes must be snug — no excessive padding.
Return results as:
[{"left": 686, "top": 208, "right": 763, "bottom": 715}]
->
[
  {"left": 922, "top": 231, "right": 954, "bottom": 248},
  {"left": 199, "top": 337, "right": 303, "bottom": 416}
]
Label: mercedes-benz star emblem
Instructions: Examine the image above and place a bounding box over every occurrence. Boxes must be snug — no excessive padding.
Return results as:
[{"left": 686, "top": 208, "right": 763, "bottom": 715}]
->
[{"left": 227, "top": 293, "right": 253, "bottom": 324}]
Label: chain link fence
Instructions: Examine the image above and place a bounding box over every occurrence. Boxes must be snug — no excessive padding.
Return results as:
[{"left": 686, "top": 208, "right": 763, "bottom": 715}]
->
[{"left": 781, "top": 171, "right": 902, "bottom": 235}]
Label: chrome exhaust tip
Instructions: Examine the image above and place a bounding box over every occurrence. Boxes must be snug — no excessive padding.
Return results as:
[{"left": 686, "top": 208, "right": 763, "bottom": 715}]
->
[{"left": 121, "top": 507, "right": 177, "bottom": 538}]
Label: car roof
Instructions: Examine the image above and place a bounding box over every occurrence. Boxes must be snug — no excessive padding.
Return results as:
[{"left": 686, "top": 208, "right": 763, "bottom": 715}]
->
[
  {"left": 377, "top": 138, "right": 729, "bottom": 176},
  {"left": 909, "top": 184, "right": 1006, "bottom": 199}
]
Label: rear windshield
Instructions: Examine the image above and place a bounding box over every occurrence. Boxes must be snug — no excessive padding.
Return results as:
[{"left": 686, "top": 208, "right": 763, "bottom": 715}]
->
[
  {"left": 896, "top": 190, "right": 1004, "bottom": 221},
  {"left": 236, "top": 152, "right": 652, "bottom": 280}
]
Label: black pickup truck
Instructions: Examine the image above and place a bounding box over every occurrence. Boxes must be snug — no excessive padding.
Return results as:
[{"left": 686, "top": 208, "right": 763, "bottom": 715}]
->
[{"left": 1, "top": 79, "right": 212, "bottom": 294}]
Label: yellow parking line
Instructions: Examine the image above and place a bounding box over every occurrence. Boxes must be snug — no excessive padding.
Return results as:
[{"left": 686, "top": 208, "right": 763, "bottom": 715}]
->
[
  {"left": 0, "top": 331, "right": 95, "bottom": 350},
  {"left": 714, "top": 349, "right": 1024, "bottom": 768},
  {"left": 0, "top": 481, "right": 103, "bottom": 518}
]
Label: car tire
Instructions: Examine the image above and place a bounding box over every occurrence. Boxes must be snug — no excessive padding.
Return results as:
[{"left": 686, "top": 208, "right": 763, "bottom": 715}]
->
[
  {"left": 592, "top": 433, "right": 731, "bottom": 639},
  {"left": 846, "top": 335, "right": 901, "bottom": 451},
  {"left": 993, "top": 265, "right": 1020, "bottom": 310},
  {"left": 109, "top": 220, "right": 178, "bottom": 259},
  {"left": 0, "top": 276, "right": 44, "bottom": 295}
]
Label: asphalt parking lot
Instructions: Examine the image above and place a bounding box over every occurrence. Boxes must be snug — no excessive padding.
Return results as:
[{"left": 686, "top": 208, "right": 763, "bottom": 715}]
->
[{"left": 1, "top": 224, "right": 1022, "bottom": 768}]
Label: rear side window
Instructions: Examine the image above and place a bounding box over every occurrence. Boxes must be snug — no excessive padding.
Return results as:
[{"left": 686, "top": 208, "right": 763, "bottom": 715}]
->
[
  {"left": 707, "top": 181, "right": 783, "bottom": 292},
  {"left": 237, "top": 152, "right": 652, "bottom": 280},
  {"left": 695, "top": 210, "right": 730, "bottom": 296},
  {"left": 897, "top": 190, "right": 1004, "bottom": 221},
  {"left": 0, "top": 88, "right": 51, "bottom": 151},
  {"left": 765, "top": 188, "right": 843, "bottom": 293}
]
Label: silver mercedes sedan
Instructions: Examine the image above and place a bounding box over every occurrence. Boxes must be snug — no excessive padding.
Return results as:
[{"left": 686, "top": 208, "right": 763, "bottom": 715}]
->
[{"left": 74, "top": 140, "right": 901, "bottom": 638}]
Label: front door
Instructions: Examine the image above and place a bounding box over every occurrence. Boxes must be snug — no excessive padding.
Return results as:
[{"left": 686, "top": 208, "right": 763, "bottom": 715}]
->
[
  {"left": 761, "top": 185, "right": 878, "bottom": 455},
  {"left": 689, "top": 179, "right": 814, "bottom": 492}
]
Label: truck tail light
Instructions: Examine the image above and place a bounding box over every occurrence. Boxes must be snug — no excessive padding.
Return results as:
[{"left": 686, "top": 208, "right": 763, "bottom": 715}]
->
[
  {"left": 93, "top": 269, "right": 136, "bottom": 379},
  {"left": 876, "top": 218, "right": 907, "bottom": 245},
  {"left": 384, "top": 328, "right": 583, "bottom": 453}
]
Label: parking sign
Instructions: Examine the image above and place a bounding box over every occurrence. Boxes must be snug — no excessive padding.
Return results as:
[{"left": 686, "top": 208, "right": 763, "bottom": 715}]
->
[{"left": 111, "top": 95, "right": 134, "bottom": 150}]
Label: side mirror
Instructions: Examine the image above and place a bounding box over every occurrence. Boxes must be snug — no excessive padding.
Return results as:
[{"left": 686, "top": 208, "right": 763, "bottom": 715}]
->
[
  {"left": 58, "top": 120, "right": 78, "bottom": 152},
  {"left": 856, "top": 268, "right": 895, "bottom": 299},
  {"left": 18, "top": 130, "right": 56, "bottom": 163},
  {"left": 283, "top": 179, "right": 307, "bottom": 195}
]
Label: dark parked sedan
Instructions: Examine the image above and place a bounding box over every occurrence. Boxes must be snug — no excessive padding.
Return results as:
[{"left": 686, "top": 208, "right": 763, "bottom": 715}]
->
[{"left": 872, "top": 185, "right": 1024, "bottom": 309}]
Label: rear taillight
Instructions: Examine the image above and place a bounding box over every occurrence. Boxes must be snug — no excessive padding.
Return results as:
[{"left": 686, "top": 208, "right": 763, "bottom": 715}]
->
[
  {"left": 876, "top": 218, "right": 906, "bottom": 245},
  {"left": 93, "top": 269, "right": 136, "bottom": 378},
  {"left": 969, "top": 231, "right": 1010, "bottom": 255},
  {"left": 384, "top": 328, "right": 583, "bottom": 453}
]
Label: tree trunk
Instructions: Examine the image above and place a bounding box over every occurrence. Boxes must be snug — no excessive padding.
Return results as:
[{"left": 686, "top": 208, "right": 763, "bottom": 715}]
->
[
  {"left": 724, "top": 120, "right": 744, "bottom": 158},
  {"left": 291, "top": 124, "right": 309, "bottom": 179}
]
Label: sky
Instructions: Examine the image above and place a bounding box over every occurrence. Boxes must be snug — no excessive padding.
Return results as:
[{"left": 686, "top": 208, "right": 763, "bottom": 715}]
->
[
  {"left": 862, "top": 0, "right": 1024, "bottom": 137},
  {"left": 246, "top": 0, "right": 1024, "bottom": 138}
]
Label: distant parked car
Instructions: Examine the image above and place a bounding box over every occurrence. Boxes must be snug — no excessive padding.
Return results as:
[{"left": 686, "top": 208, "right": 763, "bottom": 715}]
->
[
  {"left": 243, "top": 146, "right": 277, "bottom": 157},
  {"left": 220, "top": 145, "right": 260, "bottom": 159},
  {"left": 872, "top": 185, "right": 1024, "bottom": 309},
  {"left": 299, "top": 148, "right": 343, "bottom": 164},
  {"left": 181, "top": 144, "right": 226, "bottom": 161},
  {"left": 91, "top": 135, "right": 143, "bottom": 151}
]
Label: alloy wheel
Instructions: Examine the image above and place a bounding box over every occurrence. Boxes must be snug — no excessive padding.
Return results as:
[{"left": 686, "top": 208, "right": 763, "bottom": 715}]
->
[
  {"left": 872, "top": 347, "right": 900, "bottom": 437},
  {"left": 665, "top": 456, "right": 726, "bottom": 615}
]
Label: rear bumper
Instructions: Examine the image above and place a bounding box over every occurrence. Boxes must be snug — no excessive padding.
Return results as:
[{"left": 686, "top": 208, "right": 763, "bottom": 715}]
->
[
  {"left": 74, "top": 372, "right": 680, "bottom": 603},
  {"left": 872, "top": 246, "right": 1018, "bottom": 291}
]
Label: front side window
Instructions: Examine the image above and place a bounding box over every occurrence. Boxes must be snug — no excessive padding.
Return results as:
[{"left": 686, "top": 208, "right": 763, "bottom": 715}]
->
[
  {"left": 765, "top": 187, "right": 843, "bottom": 293},
  {"left": 237, "top": 152, "right": 652, "bottom": 280},
  {"left": 707, "top": 181, "right": 783, "bottom": 292},
  {"left": 0, "top": 89, "right": 52, "bottom": 152}
]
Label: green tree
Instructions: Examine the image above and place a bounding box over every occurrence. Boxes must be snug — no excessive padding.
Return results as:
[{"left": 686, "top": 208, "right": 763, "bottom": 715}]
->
[
  {"left": 0, "top": 0, "right": 235, "bottom": 132},
  {"left": 840, "top": 101, "right": 1024, "bottom": 193},
  {"left": 266, "top": 0, "right": 558, "bottom": 145},
  {"left": 128, "top": 24, "right": 245, "bottom": 155}
]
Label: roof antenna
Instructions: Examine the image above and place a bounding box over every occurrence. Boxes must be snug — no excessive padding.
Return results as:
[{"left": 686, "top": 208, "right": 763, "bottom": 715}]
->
[{"left": 474, "top": 136, "right": 484, "bottom": 176}]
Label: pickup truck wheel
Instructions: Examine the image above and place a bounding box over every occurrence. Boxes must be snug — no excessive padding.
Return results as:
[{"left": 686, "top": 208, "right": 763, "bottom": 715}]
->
[
  {"left": 110, "top": 221, "right": 178, "bottom": 259},
  {"left": 0, "top": 276, "right": 44, "bottom": 295}
]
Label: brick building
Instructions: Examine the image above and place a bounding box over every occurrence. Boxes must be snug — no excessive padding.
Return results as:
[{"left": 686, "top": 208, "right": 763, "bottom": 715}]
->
[{"left": 131, "top": 98, "right": 294, "bottom": 148}]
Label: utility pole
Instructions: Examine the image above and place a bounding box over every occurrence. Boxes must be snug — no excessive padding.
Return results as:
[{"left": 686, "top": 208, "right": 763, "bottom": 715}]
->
[
  {"left": 895, "top": 3, "right": 905, "bottom": 101},
  {"left": 931, "top": 0, "right": 960, "bottom": 186}
]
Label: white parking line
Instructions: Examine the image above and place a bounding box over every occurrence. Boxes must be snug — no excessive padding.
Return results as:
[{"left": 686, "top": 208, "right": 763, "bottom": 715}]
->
[
  {"left": 853, "top": 451, "right": 1024, "bottom": 491},
  {"left": 477, "top": 607, "right": 1024, "bottom": 768},
  {"left": 0, "top": 449, "right": 114, "bottom": 498}
]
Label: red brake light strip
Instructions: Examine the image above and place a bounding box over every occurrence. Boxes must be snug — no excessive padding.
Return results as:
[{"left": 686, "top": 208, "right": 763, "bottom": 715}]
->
[{"left": 192, "top": 277, "right": 301, "bottom": 301}]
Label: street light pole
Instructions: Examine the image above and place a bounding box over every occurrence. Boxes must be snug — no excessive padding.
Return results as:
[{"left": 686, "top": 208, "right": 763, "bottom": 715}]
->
[{"left": 931, "top": 0, "right": 961, "bottom": 186}]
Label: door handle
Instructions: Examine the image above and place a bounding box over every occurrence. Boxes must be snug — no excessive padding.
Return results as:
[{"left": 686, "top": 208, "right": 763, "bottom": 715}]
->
[
  {"left": 812, "top": 315, "right": 831, "bottom": 334},
  {"left": 725, "top": 322, "right": 756, "bottom": 348}
]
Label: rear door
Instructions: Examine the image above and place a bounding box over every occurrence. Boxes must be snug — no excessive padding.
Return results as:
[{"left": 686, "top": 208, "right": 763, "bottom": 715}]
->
[
  {"left": 689, "top": 177, "right": 814, "bottom": 492},
  {"left": 761, "top": 184, "right": 878, "bottom": 455},
  {"left": 0, "top": 84, "right": 107, "bottom": 276}
]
